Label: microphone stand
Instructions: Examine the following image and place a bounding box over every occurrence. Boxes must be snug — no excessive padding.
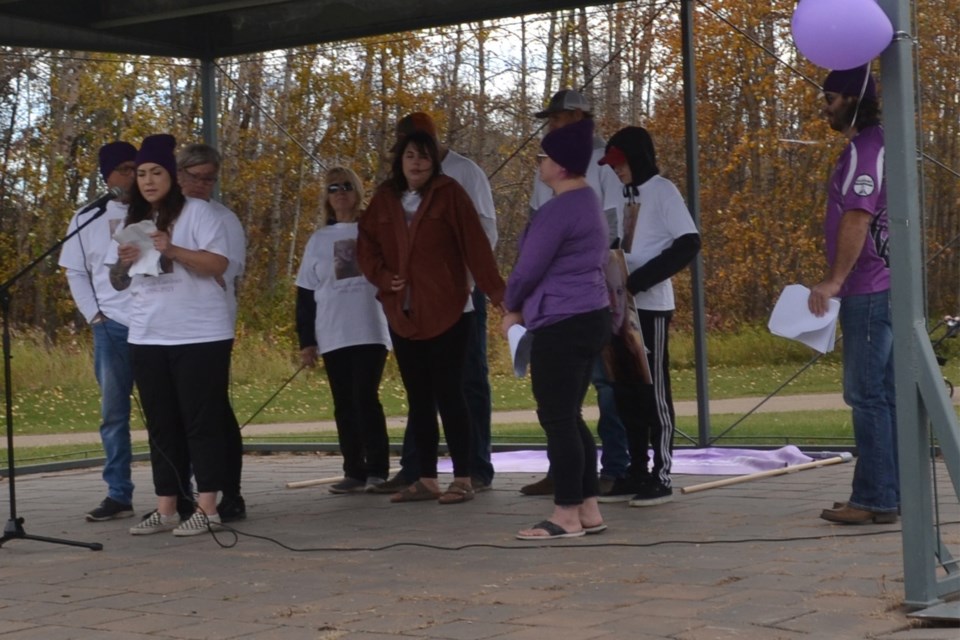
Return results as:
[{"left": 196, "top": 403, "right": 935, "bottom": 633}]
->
[{"left": 0, "top": 203, "right": 111, "bottom": 551}]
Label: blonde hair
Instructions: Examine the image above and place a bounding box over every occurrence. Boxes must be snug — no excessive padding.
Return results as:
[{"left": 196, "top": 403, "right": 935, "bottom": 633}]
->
[{"left": 323, "top": 166, "right": 365, "bottom": 224}]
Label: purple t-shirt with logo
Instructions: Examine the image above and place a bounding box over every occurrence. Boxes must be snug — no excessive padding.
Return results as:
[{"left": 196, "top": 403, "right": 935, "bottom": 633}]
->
[{"left": 824, "top": 124, "right": 890, "bottom": 297}]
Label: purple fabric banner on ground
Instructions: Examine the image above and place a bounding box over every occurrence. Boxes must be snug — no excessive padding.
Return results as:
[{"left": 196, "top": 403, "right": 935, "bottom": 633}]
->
[{"left": 438, "top": 445, "right": 814, "bottom": 476}]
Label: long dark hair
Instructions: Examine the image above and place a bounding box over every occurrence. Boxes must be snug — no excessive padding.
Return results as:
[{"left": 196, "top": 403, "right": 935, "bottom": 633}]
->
[
  {"left": 389, "top": 131, "right": 441, "bottom": 193},
  {"left": 126, "top": 168, "right": 186, "bottom": 231},
  {"left": 854, "top": 99, "right": 881, "bottom": 131}
]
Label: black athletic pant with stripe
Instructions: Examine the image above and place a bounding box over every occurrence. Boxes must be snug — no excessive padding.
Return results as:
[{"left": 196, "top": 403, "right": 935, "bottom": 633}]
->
[{"left": 613, "top": 310, "right": 676, "bottom": 487}]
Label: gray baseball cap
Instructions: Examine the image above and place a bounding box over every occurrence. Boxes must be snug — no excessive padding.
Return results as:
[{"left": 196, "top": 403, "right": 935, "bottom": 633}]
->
[{"left": 535, "top": 89, "right": 592, "bottom": 118}]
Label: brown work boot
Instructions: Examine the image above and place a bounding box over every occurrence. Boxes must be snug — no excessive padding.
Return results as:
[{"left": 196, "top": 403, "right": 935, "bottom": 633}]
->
[
  {"left": 520, "top": 475, "right": 554, "bottom": 496},
  {"left": 820, "top": 504, "right": 898, "bottom": 524}
]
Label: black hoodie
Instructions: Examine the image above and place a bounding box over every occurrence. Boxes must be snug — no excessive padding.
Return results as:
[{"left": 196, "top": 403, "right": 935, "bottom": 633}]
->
[{"left": 604, "top": 126, "right": 701, "bottom": 296}]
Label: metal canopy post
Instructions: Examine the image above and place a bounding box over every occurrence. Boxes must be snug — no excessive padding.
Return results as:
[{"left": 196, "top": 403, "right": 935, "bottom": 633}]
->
[
  {"left": 878, "top": 0, "right": 960, "bottom": 609},
  {"left": 201, "top": 57, "right": 218, "bottom": 148},
  {"left": 681, "top": 0, "right": 711, "bottom": 446},
  {"left": 200, "top": 57, "right": 220, "bottom": 199}
]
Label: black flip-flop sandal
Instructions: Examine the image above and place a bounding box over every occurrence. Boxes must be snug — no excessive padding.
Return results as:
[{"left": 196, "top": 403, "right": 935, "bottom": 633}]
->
[
  {"left": 582, "top": 522, "right": 607, "bottom": 535},
  {"left": 515, "top": 520, "right": 586, "bottom": 540}
]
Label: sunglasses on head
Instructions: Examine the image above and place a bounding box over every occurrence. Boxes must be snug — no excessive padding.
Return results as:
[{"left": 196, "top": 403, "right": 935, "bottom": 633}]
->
[{"left": 327, "top": 182, "right": 354, "bottom": 193}]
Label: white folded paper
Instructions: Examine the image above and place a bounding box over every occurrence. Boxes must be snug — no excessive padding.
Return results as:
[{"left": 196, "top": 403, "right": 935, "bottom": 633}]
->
[
  {"left": 112, "top": 220, "right": 162, "bottom": 276},
  {"left": 507, "top": 324, "right": 533, "bottom": 378},
  {"left": 768, "top": 284, "right": 840, "bottom": 353}
]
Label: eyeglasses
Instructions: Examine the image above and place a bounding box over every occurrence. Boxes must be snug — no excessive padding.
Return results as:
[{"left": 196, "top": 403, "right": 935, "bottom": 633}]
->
[
  {"left": 327, "top": 182, "right": 355, "bottom": 194},
  {"left": 181, "top": 168, "right": 218, "bottom": 184}
]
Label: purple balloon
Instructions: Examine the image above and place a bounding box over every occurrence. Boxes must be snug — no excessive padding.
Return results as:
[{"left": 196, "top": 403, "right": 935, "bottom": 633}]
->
[{"left": 791, "top": 0, "right": 893, "bottom": 70}]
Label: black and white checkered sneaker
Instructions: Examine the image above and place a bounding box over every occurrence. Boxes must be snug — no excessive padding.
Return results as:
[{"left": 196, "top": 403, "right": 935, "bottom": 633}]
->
[{"left": 172, "top": 511, "right": 222, "bottom": 537}]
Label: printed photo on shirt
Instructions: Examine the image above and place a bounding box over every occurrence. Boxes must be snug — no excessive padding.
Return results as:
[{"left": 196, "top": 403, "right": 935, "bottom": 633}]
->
[{"left": 333, "top": 238, "right": 360, "bottom": 280}]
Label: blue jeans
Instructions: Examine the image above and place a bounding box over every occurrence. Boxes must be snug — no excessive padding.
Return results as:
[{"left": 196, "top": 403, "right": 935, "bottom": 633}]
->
[
  {"left": 464, "top": 289, "right": 494, "bottom": 484},
  {"left": 93, "top": 318, "right": 134, "bottom": 504},
  {"left": 593, "top": 357, "right": 630, "bottom": 479},
  {"left": 840, "top": 290, "right": 899, "bottom": 513}
]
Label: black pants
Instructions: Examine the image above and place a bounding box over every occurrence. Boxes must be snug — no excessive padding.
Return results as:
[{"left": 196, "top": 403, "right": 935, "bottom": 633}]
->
[
  {"left": 131, "top": 340, "right": 231, "bottom": 496},
  {"left": 322, "top": 344, "right": 390, "bottom": 480},
  {"left": 222, "top": 339, "right": 243, "bottom": 497},
  {"left": 530, "top": 308, "right": 611, "bottom": 506},
  {"left": 613, "top": 310, "right": 676, "bottom": 486},
  {"left": 391, "top": 315, "right": 471, "bottom": 478}
]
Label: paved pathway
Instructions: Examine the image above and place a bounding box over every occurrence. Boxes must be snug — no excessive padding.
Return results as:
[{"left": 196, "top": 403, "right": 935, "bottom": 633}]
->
[
  {"left": 0, "top": 455, "right": 956, "bottom": 639},
  {"left": 3, "top": 392, "right": 864, "bottom": 449}
]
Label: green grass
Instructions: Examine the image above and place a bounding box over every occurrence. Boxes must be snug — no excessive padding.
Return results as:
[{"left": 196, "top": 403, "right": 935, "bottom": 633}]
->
[
  {"left": 4, "top": 410, "right": 859, "bottom": 471},
  {"left": 3, "top": 325, "right": 957, "bottom": 441}
]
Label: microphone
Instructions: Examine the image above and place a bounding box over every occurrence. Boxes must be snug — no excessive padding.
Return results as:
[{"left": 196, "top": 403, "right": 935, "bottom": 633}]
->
[{"left": 78, "top": 186, "right": 125, "bottom": 214}]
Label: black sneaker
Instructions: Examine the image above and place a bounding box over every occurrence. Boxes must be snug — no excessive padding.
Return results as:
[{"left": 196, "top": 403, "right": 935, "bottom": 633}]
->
[
  {"left": 369, "top": 473, "right": 414, "bottom": 494},
  {"left": 471, "top": 477, "right": 492, "bottom": 493},
  {"left": 85, "top": 497, "right": 134, "bottom": 522},
  {"left": 520, "top": 476, "right": 554, "bottom": 496},
  {"left": 629, "top": 480, "right": 674, "bottom": 507},
  {"left": 329, "top": 477, "right": 366, "bottom": 494},
  {"left": 597, "top": 477, "right": 643, "bottom": 503},
  {"left": 217, "top": 495, "right": 247, "bottom": 523}
]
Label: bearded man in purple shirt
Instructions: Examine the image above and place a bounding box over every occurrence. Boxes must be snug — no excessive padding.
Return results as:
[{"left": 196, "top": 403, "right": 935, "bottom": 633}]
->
[{"left": 809, "top": 65, "right": 898, "bottom": 525}]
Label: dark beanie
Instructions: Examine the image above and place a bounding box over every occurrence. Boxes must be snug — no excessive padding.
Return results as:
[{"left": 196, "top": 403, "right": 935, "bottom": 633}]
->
[
  {"left": 540, "top": 118, "right": 594, "bottom": 177},
  {"left": 823, "top": 65, "right": 877, "bottom": 102},
  {"left": 98, "top": 141, "right": 137, "bottom": 182},
  {"left": 135, "top": 134, "right": 178, "bottom": 181}
]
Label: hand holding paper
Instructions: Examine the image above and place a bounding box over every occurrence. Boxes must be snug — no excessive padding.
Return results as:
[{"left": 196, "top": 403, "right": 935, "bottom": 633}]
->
[
  {"left": 768, "top": 284, "right": 840, "bottom": 353},
  {"left": 507, "top": 324, "right": 533, "bottom": 378},
  {"left": 113, "top": 220, "right": 162, "bottom": 277}
]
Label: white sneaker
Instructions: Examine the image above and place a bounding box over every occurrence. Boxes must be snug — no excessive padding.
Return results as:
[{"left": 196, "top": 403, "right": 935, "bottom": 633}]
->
[
  {"left": 364, "top": 477, "right": 386, "bottom": 493},
  {"left": 172, "top": 511, "right": 222, "bottom": 537},
  {"left": 130, "top": 511, "right": 180, "bottom": 535}
]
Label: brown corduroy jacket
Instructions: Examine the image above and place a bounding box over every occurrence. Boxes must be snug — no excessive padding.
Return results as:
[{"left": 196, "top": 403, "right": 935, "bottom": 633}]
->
[{"left": 357, "top": 175, "right": 505, "bottom": 340}]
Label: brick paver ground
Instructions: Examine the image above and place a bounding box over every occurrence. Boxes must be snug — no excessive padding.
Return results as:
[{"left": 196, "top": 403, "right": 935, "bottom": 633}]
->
[{"left": 0, "top": 454, "right": 956, "bottom": 639}]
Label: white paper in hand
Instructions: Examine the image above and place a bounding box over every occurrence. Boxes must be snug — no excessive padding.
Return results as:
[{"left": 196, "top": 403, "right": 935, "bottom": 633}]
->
[
  {"left": 112, "top": 220, "right": 161, "bottom": 276},
  {"left": 508, "top": 324, "right": 533, "bottom": 377},
  {"left": 768, "top": 284, "right": 840, "bottom": 353}
]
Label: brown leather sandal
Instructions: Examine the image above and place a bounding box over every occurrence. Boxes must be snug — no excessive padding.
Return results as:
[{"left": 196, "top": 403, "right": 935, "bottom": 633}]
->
[
  {"left": 438, "top": 480, "right": 475, "bottom": 505},
  {"left": 389, "top": 480, "right": 440, "bottom": 503}
]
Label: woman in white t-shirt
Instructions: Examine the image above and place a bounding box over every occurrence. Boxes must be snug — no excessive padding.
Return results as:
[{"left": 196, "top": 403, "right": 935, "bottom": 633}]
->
[
  {"left": 295, "top": 167, "right": 391, "bottom": 494},
  {"left": 112, "top": 134, "right": 233, "bottom": 538}
]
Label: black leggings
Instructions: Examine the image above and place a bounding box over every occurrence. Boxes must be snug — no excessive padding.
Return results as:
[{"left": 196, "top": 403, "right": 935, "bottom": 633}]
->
[
  {"left": 530, "top": 308, "right": 611, "bottom": 506},
  {"left": 391, "top": 315, "right": 472, "bottom": 478},
  {"left": 322, "top": 344, "right": 390, "bottom": 480}
]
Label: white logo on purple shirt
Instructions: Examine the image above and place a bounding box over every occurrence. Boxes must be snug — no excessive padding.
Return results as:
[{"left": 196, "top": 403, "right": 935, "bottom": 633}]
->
[{"left": 853, "top": 174, "right": 875, "bottom": 196}]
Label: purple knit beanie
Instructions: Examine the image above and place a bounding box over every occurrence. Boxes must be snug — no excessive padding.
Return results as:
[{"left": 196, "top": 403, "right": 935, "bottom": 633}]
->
[
  {"left": 98, "top": 141, "right": 137, "bottom": 182},
  {"left": 540, "top": 118, "right": 594, "bottom": 176},
  {"left": 823, "top": 65, "right": 877, "bottom": 101},
  {"left": 135, "top": 134, "right": 178, "bottom": 181}
]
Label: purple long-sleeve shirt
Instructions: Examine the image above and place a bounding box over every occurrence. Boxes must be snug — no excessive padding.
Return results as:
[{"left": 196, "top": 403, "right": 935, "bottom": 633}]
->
[{"left": 505, "top": 186, "right": 609, "bottom": 330}]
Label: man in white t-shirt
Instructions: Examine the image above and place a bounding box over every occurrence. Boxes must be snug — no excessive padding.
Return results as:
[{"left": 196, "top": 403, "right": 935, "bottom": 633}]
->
[
  {"left": 176, "top": 143, "right": 248, "bottom": 523},
  {"left": 372, "top": 112, "right": 499, "bottom": 494},
  {"left": 59, "top": 141, "right": 138, "bottom": 522},
  {"left": 597, "top": 126, "right": 701, "bottom": 506},
  {"left": 521, "top": 89, "right": 631, "bottom": 497}
]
